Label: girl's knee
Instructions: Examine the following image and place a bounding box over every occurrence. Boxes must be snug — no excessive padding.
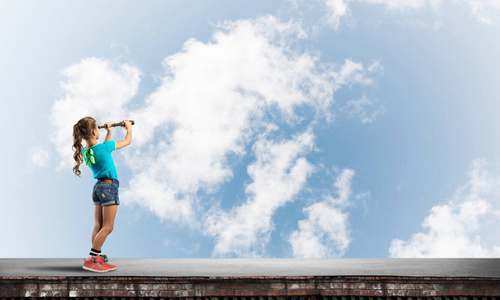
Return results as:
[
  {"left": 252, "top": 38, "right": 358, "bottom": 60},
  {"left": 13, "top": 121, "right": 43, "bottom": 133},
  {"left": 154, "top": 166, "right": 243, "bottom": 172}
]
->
[{"left": 101, "top": 225, "right": 114, "bottom": 233}]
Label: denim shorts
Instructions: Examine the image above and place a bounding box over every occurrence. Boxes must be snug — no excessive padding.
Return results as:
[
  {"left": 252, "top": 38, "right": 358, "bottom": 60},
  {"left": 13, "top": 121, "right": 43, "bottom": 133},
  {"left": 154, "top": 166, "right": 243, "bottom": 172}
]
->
[{"left": 92, "top": 178, "right": 120, "bottom": 206}]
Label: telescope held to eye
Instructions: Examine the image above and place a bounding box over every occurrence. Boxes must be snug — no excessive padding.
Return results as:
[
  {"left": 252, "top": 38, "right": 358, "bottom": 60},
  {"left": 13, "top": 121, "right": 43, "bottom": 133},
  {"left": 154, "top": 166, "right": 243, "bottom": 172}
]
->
[{"left": 98, "top": 120, "right": 135, "bottom": 129}]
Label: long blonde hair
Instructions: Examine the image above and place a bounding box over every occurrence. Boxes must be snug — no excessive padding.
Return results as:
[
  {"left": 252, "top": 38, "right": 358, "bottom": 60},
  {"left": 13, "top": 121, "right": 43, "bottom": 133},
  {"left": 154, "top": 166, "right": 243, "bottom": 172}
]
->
[{"left": 72, "top": 116, "right": 96, "bottom": 176}]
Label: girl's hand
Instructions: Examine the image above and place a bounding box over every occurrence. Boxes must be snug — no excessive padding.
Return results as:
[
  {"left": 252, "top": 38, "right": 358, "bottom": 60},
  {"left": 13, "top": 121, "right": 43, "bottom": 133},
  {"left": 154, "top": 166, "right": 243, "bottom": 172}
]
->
[
  {"left": 123, "top": 120, "right": 132, "bottom": 130},
  {"left": 104, "top": 122, "right": 113, "bottom": 132}
]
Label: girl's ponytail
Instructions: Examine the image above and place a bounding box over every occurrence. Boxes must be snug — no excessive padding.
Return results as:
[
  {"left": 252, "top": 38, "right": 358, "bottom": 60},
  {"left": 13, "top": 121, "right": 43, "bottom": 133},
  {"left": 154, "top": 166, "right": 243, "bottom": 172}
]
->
[
  {"left": 72, "top": 123, "right": 84, "bottom": 176},
  {"left": 72, "top": 117, "right": 96, "bottom": 176}
]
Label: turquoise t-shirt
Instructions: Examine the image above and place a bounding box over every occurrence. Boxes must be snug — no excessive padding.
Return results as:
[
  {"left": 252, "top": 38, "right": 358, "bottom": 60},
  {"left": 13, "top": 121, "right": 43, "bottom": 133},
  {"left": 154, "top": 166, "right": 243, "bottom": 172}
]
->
[{"left": 82, "top": 141, "right": 118, "bottom": 180}]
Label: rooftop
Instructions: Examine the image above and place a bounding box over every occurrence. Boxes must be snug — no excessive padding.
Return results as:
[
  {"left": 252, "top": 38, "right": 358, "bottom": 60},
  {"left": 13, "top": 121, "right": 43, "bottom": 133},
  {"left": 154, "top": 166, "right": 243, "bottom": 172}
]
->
[{"left": 1, "top": 258, "right": 499, "bottom": 278}]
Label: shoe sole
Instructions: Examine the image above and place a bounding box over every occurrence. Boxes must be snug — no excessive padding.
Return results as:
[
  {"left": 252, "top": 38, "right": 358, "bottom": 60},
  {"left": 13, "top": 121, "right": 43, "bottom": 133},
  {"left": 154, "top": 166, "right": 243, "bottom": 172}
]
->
[{"left": 82, "top": 265, "right": 109, "bottom": 273}]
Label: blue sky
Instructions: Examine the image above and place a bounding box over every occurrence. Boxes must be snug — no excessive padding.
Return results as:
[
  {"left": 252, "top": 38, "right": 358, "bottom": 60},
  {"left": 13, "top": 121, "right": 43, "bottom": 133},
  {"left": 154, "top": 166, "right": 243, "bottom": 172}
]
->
[{"left": 1, "top": 0, "right": 500, "bottom": 258}]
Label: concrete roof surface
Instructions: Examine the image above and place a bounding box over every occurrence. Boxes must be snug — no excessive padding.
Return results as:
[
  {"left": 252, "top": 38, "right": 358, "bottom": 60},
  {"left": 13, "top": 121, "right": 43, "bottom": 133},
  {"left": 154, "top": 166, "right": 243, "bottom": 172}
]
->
[{"left": 0, "top": 258, "right": 499, "bottom": 278}]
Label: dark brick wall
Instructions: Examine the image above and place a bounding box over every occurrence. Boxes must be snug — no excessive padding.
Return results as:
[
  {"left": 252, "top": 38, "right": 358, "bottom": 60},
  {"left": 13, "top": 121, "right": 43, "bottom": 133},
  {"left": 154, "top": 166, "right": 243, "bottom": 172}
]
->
[{"left": 1, "top": 276, "right": 500, "bottom": 299}]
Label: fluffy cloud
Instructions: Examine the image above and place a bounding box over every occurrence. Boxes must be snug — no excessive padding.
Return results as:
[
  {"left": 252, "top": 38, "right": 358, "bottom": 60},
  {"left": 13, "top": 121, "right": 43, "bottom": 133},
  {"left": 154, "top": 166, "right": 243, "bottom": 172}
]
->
[
  {"left": 289, "top": 169, "right": 356, "bottom": 257},
  {"left": 323, "top": 0, "right": 352, "bottom": 30},
  {"left": 390, "top": 158, "right": 500, "bottom": 257},
  {"left": 205, "top": 130, "right": 315, "bottom": 257},
  {"left": 119, "top": 15, "right": 332, "bottom": 226},
  {"left": 358, "top": 0, "right": 442, "bottom": 12},
  {"left": 321, "top": 0, "right": 437, "bottom": 29},
  {"left": 50, "top": 15, "right": 379, "bottom": 256},
  {"left": 336, "top": 59, "right": 384, "bottom": 124},
  {"left": 50, "top": 57, "right": 141, "bottom": 170},
  {"left": 119, "top": 15, "right": 376, "bottom": 228},
  {"left": 344, "top": 95, "right": 385, "bottom": 124},
  {"left": 30, "top": 146, "right": 50, "bottom": 167},
  {"left": 321, "top": 0, "right": 499, "bottom": 28},
  {"left": 333, "top": 59, "right": 374, "bottom": 88},
  {"left": 468, "top": 0, "right": 500, "bottom": 24}
]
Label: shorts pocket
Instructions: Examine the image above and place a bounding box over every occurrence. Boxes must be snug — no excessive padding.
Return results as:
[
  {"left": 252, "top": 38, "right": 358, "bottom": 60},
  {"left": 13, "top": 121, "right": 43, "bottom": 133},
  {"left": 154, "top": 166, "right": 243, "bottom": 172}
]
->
[{"left": 96, "top": 186, "right": 117, "bottom": 201}]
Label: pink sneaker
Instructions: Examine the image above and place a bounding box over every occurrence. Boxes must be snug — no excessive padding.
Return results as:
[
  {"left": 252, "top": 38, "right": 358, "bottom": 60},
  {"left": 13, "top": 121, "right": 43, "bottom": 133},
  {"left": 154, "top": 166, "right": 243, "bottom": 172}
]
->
[
  {"left": 82, "top": 255, "right": 109, "bottom": 273},
  {"left": 100, "top": 254, "right": 116, "bottom": 271}
]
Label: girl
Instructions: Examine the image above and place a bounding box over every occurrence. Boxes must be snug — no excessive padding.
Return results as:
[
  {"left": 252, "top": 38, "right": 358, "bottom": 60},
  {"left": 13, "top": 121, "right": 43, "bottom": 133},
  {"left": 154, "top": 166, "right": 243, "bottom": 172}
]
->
[{"left": 72, "top": 116, "right": 132, "bottom": 273}]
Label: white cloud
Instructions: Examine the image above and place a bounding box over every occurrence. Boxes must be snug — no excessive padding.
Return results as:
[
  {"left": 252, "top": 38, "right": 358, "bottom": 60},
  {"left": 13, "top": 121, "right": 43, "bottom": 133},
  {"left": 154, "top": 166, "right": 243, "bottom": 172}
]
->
[
  {"left": 51, "top": 15, "right": 379, "bottom": 255},
  {"left": 118, "top": 15, "right": 331, "bottom": 227},
  {"left": 50, "top": 57, "right": 141, "bottom": 170},
  {"left": 333, "top": 59, "right": 374, "bottom": 88},
  {"left": 358, "top": 0, "right": 442, "bottom": 12},
  {"left": 344, "top": 95, "right": 385, "bottom": 124},
  {"left": 323, "top": 0, "right": 353, "bottom": 30},
  {"left": 204, "top": 130, "right": 316, "bottom": 257},
  {"left": 368, "top": 59, "right": 383, "bottom": 73},
  {"left": 320, "top": 0, "right": 443, "bottom": 30},
  {"left": 390, "top": 158, "right": 500, "bottom": 257},
  {"left": 289, "top": 169, "right": 356, "bottom": 257},
  {"left": 30, "top": 146, "right": 49, "bottom": 167},
  {"left": 320, "top": 0, "right": 500, "bottom": 29},
  {"left": 468, "top": 0, "right": 500, "bottom": 24},
  {"left": 370, "top": 0, "right": 500, "bottom": 24},
  {"left": 359, "top": 0, "right": 500, "bottom": 24},
  {"left": 118, "top": 15, "right": 376, "bottom": 227}
]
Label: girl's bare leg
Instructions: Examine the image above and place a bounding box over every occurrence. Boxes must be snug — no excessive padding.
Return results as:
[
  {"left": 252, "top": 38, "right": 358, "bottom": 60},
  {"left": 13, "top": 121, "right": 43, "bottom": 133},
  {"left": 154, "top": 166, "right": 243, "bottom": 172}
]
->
[
  {"left": 92, "top": 204, "right": 103, "bottom": 244},
  {"left": 92, "top": 204, "right": 118, "bottom": 251}
]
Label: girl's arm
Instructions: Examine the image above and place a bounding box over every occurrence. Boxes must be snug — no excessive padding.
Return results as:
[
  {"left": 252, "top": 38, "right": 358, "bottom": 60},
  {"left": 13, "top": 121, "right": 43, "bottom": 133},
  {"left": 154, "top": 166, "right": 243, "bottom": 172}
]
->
[
  {"left": 104, "top": 123, "right": 113, "bottom": 142},
  {"left": 115, "top": 120, "right": 133, "bottom": 150}
]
